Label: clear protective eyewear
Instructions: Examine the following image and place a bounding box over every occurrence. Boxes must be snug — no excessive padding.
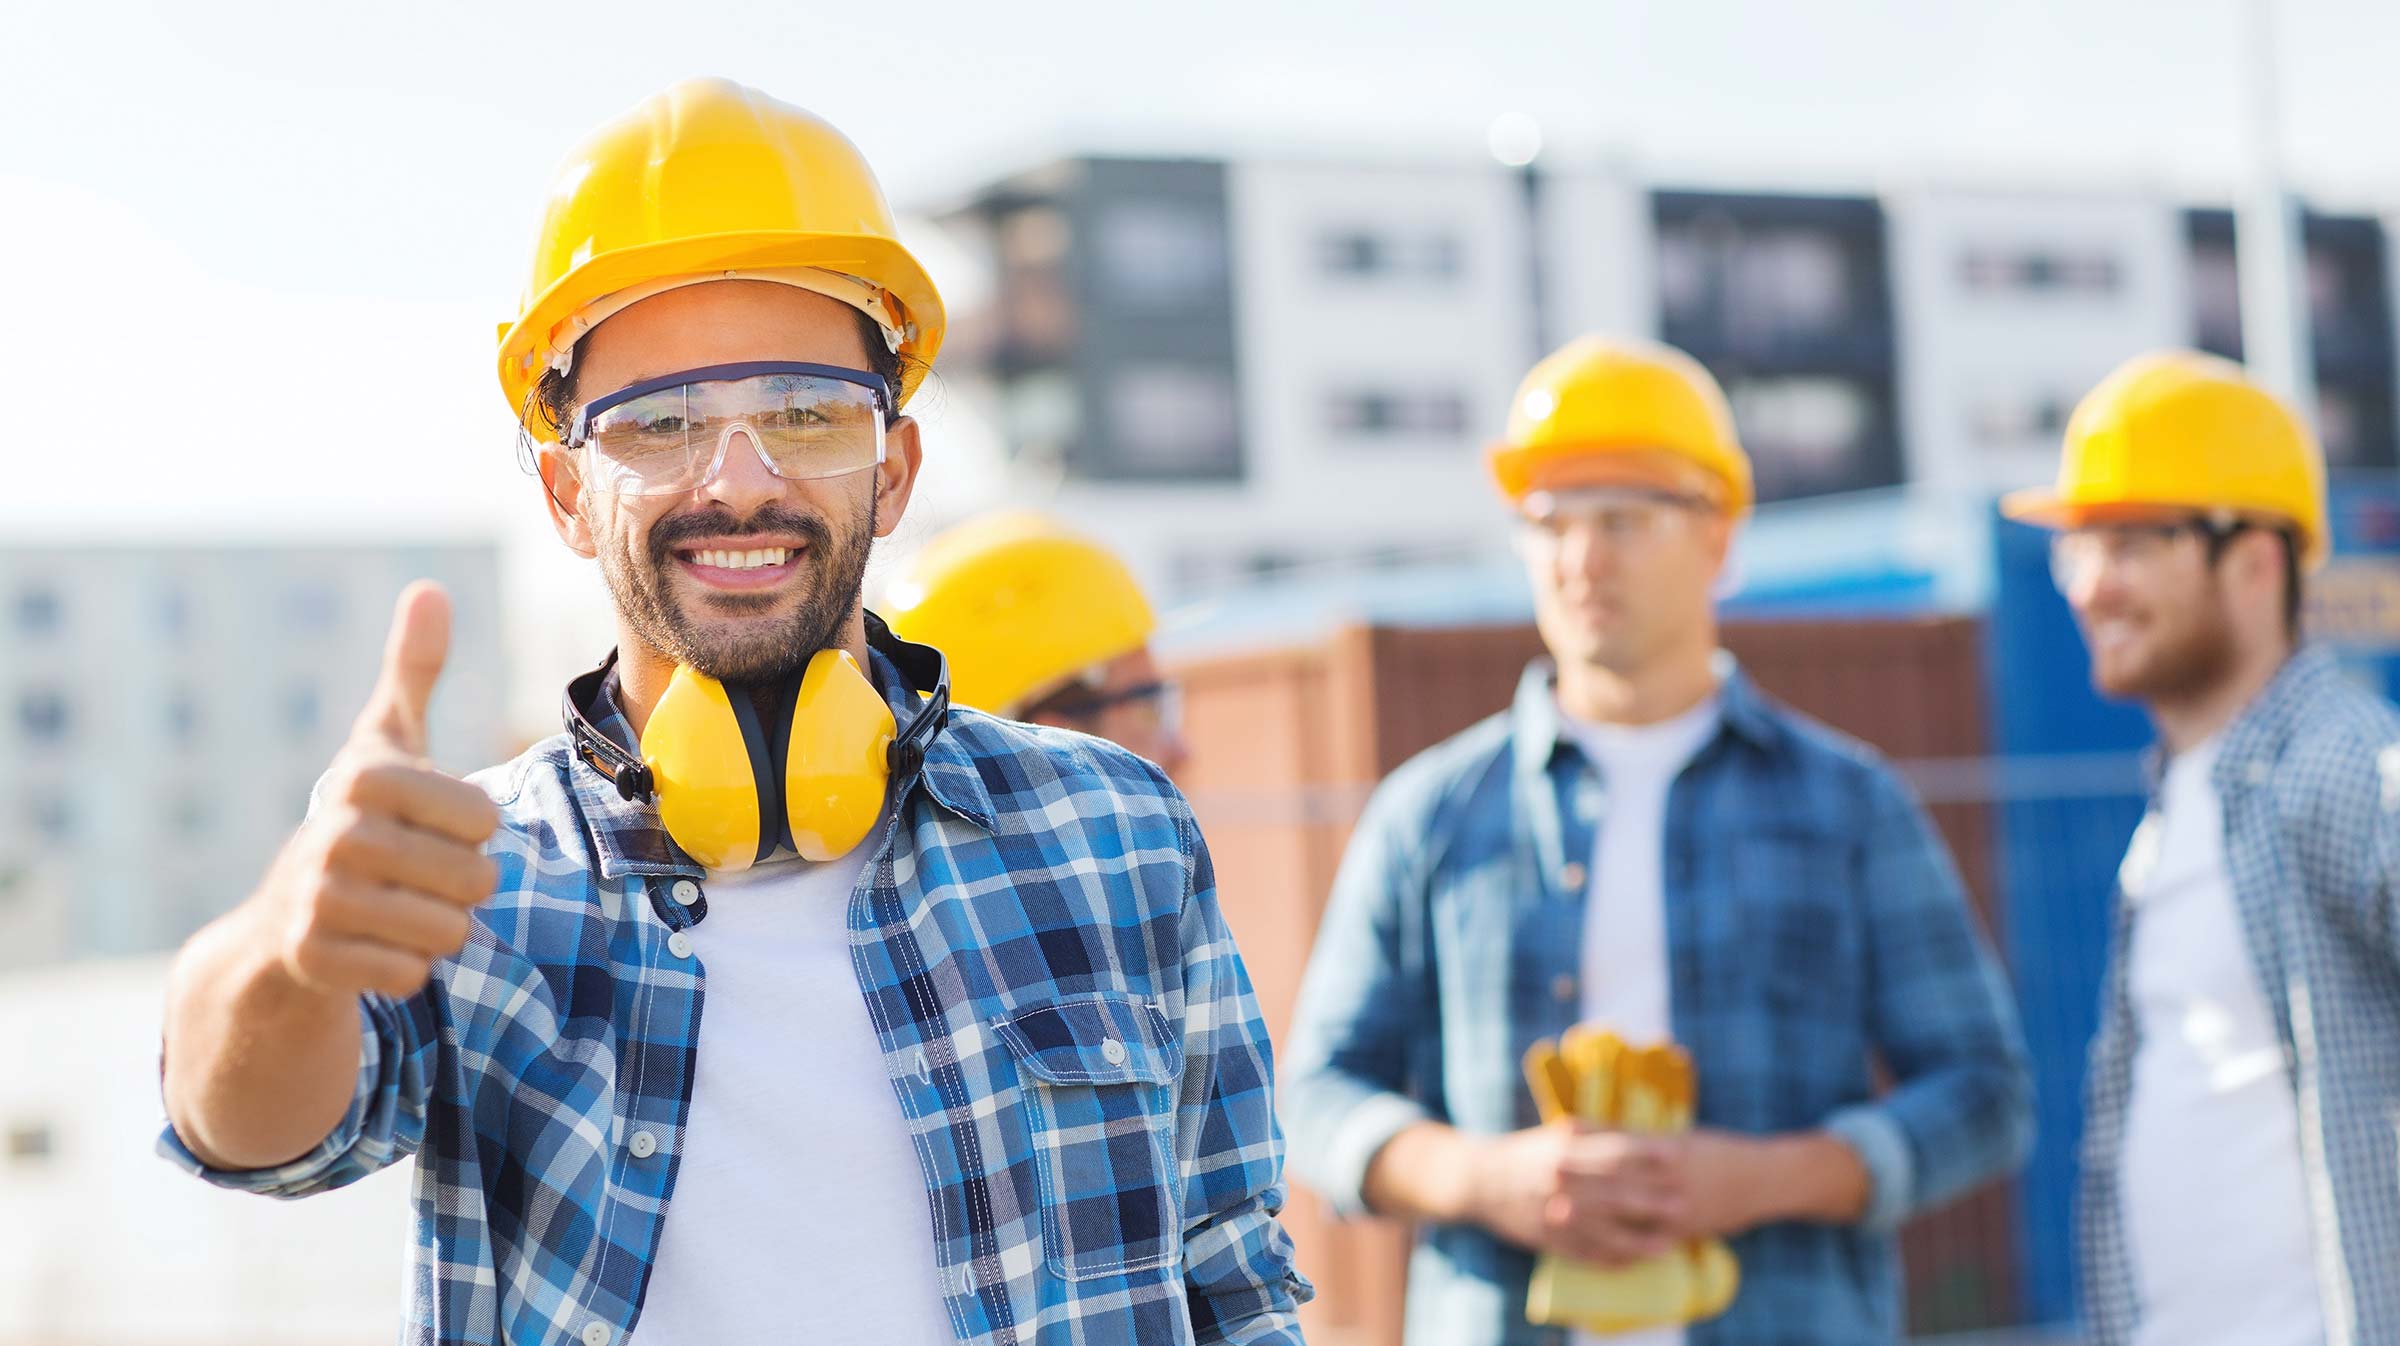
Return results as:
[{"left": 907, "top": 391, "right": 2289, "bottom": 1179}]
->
[
  {"left": 1515, "top": 485, "right": 1714, "bottom": 553},
  {"left": 565, "top": 361, "right": 892, "bottom": 497},
  {"left": 2047, "top": 513, "right": 2249, "bottom": 595},
  {"left": 1038, "top": 680, "right": 1185, "bottom": 734}
]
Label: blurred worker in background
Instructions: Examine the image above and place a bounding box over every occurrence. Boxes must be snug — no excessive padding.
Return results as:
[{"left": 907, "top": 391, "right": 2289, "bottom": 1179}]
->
[
  {"left": 1283, "top": 335, "right": 2033, "bottom": 1346},
  {"left": 885, "top": 510, "right": 1188, "bottom": 774},
  {"left": 2009, "top": 350, "right": 2400, "bottom": 1346}
]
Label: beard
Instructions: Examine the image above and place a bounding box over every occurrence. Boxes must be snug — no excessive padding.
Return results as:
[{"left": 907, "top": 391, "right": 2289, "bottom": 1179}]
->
[
  {"left": 2089, "top": 588, "right": 2243, "bottom": 704},
  {"left": 599, "top": 490, "right": 877, "bottom": 685}
]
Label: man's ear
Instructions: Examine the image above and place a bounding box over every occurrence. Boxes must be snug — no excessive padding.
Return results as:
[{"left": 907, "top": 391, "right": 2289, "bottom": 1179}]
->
[
  {"left": 537, "top": 446, "right": 600, "bottom": 558},
  {"left": 873, "top": 415, "right": 925, "bottom": 540}
]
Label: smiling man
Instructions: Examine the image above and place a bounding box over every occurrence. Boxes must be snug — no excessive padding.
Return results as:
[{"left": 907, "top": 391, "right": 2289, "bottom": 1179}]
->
[
  {"left": 154, "top": 78, "right": 1307, "bottom": 1346},
  {"left": 2006, "top": 350, "right": 2400, "bottom": 1346}
]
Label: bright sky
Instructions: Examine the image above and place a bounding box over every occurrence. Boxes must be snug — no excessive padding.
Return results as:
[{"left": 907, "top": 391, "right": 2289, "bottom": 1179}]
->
[{"left": 9, "top": 0, "right": 2396, "bottom": 719}]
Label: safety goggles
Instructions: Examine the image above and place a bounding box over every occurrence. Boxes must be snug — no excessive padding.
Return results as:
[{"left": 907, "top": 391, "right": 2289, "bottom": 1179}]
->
[
  {"left": 1032, "top": 680, "right": 1184, "bottom": 733},
  {"left": 2047, "top": 512, "right": 2256, "bottom": 594},
  {"left": 1515, "top": 486, "right": 1714, "bottom": 552},
  {"left": 565, "top": 361, "right": 892, "bottom": 497}
]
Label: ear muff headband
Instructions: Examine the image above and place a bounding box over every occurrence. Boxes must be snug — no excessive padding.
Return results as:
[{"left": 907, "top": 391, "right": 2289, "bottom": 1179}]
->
[{"left": 563, "top": 614, "right": 949, "bottom": 870}]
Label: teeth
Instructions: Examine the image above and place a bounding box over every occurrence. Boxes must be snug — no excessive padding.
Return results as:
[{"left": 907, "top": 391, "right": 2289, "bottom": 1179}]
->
[{"left": 692, "top": 547, "right": 791, "bottom": 570}]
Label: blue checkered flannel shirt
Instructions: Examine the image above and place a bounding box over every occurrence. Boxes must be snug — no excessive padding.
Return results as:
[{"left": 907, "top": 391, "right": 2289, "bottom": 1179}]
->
[
  {"left": 161, "top": 647, "right": 1310, "bottom": 1345},
  {"left": 2079, "top": 646, "right": 2400, "bottom": 1346},
  {"left": 1284, "top": 659, "right": 2033, "bottom": 1346}
]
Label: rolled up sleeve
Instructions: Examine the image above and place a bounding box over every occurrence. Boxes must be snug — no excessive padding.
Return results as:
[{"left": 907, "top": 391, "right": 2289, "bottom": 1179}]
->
[
  {"left": 1832, "top": 770, "right": 2035, "bottom": 1231},
  {"left": 157, "top": 991, "right": 434, "bottom": 1200}
]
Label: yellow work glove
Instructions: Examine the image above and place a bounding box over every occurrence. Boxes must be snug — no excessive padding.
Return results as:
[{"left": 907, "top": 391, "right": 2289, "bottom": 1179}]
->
[{"left": 1520, "top": 1029, "right": 1741, "bottom": 1334}]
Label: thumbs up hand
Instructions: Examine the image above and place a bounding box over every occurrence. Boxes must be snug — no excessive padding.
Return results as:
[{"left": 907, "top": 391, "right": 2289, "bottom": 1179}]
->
[{"left": 252, "top": 582, "right": 502, "bottom": 999}]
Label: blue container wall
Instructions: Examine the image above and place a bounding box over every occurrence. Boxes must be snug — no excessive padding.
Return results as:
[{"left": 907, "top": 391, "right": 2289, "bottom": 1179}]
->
[{"left": 1983, "top": 512, "right": 2150, "bottom": 1327}]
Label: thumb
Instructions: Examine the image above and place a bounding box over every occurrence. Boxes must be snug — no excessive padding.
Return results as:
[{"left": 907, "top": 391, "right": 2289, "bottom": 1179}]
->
[{"left": 357, "top": 581, "right": 451, "bottom": 756}]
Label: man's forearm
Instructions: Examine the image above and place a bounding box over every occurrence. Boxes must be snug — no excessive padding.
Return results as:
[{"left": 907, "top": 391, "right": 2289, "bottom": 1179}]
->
[
  {"left": 1742, "top": 1130, "right": 1871, "bottom": 1227},
  {"left": 162, "top": 905, "right": 363, "bottom": 1172},
  {"left": 1360, "top": 1120, "right": 1487, "bottom": 1225}
]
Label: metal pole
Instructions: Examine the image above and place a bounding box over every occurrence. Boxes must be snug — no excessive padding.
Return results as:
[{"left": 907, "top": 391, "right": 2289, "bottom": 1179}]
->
[
  {"left": 1522, "top": 161, "right": 1550, "bottom": 362},
  {"left": 2235, "top": 0, "right": 2317, "bottom": 421}
]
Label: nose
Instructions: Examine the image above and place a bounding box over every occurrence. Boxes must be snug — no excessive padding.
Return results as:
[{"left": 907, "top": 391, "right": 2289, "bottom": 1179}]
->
[{"left": 695, "top": 422, "right": 782, "bottom": 515}]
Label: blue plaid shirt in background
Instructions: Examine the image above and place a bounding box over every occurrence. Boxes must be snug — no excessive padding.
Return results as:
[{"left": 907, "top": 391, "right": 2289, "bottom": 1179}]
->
[
  {"left": 2078, "top": 646, "right": 2400, "bottom": 1346},
  {"left": 1284, "top": 659, "right": 2033, "bottom": 1346},
  {"left": 160, "top": 649, "right": 1310, "bottom": 1346}
]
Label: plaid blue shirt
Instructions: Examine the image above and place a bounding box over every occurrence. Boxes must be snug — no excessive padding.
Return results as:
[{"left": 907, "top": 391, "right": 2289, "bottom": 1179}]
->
[
  {"left": 1284, "top": 659, "right": 2033, "bottom": 1346},
  {"left": 2078, "top": 646, "right": 2400, "bottom": 1346},
  {"left": 161, "top": 647, "right": 1310, "bottom": 1346}
]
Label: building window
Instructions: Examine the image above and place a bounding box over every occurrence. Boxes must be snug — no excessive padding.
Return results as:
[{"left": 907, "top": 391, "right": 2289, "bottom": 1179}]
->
[
  {"left": 1326, "top": 389, "right": 1470, "bottom": 437},
  {"left": 167, "top": 791, "right": 213, "bottom": 839},
  {"left": 26, "top": 792, "right": 72, "bottom": 842},
  {"left": 1104, "top": 364, "right": 1240, "bottom": 478},
  {"left": 999, "top": 207, "right": 1072, "bottom": 270},
  {"left": 157, "top": 588, "right": 192, "bottom": 644},
  {"left": 1958, "top": 248, "right": 2122, "bottom": 295},
  {"left": 165, "top": 687, "right": 200, "bottom": 746},
  {"left": 284, "top": 683, "right": 322, "bottom": 740},
  {"left": 1315, "top": 228, "right": 1463, "bottom": 281},
  {"left": 2190, "top": 236, "right": 2243, "bottom": 357},
  {"left": 1661, "top": 226, "right": 1856, "bottom": 343},
  {"left": 1967, "top": 394, "right": 2076, "bottom": 447},
  {"left": 1096, "top": 203, "right": 1228, "bottom": 310},
  {"left": 14, "top": 588, "right": 60, "bottom": 638},
  {"left": 5, "top": 1122, "right": 53, "bottom": 1166},
  {"left": 285, "top": 584, "right": 340, "bottom": 634},
  {"left": 18, "top": 689, "right": 68, "bottom": 744},
  {"left": 1726, "top": 375, "right": 1889, "bottom": 499}
]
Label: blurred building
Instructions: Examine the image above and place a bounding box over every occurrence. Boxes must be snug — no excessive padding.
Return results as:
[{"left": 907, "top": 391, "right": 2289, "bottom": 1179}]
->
[
  {"left": 0, "top": 958, "right": 405, "bottom": 1345},
  {"left": 0, "top": 545, "right": 506, "bottom": 967},
  {"left": 927, "top": 154, "right": 2400, "bottom": 621}
]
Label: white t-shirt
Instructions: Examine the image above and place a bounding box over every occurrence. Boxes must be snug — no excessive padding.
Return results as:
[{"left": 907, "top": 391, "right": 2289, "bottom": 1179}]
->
[
  {"left": 1561, "top": 692, "right": 1722, "bottom": 1346},
  {"left": 634, "top": 832, "right": 955, "bottom": 1345},
  {"left": 2118, "top": 736, "right": 2325, "bottom": 1346}
]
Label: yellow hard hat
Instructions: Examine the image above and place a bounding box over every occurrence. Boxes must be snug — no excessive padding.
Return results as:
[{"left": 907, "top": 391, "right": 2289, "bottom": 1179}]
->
[
  {"left": 1488, "top": 336, "right": 1753, "bottom": 514},
  {"left": 497, "top": 77, "right": 945, "bottom": 422},
  {"left": 882, "top": 513, "right": 1157, "bottom": 715},
  {"left": 2003, "top": 349, "right": 2328, "bottom": 570}
]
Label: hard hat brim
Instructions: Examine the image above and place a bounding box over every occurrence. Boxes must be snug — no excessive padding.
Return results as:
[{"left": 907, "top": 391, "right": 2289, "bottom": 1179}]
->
[{"left": 499, "top": 230, "right": 945, "bottom": 425}]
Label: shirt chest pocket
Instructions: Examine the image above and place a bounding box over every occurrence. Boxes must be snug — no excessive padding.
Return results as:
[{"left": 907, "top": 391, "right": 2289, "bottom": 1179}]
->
[
  {"left": 1732, "top": 830, "right": 1863, "bottom": 1020},
  {"left": 993, "top": 993, "right": 1184, "bottom": 1281}
]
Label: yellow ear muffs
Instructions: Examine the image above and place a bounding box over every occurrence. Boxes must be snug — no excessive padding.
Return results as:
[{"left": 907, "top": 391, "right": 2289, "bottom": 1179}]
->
[
  {"left": 642, "top": 666, "right": 776, "bottom": 872},
  {"left": 638, "top": 652, "right": 896, "bottom": 871},
  {"left": 784, "top": 649, "right": 896, "bottom": 862}
]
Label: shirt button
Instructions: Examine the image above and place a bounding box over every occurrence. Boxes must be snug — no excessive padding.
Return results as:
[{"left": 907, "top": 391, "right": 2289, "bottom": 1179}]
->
[
  {"left": 628, "top": 1130, "right": 658, "bottom": 1159},
  {"left": 581, "top": 1323, "right": 612, "bottom": 1346},
  {"left": 1553, "top": 974, "right": 1578, "bottom": 1004},
  {"left": 666, "top": 931, "right": 694, "bottom": 960},
  {"left": 1559, "top": 861, "right": 1588, "bottom": 890},
  {"left": 2245, "top": 762, "right": 2271, "bottom": 786},
  {"left": 1100, "top": 1038, "right": 1129, "bottom": 1066},
  {"left": 670, "top": 879, "right": 701, "bottom": 907}
]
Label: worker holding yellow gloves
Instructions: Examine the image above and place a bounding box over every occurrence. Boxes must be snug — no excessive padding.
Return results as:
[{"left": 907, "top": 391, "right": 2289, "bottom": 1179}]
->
[
  {"left": 2008, "top": 352, "right": 2400, "bottom": 1346},
  {"left": 1284, "top": 336, "right": 2033, "bottom": 1346},
  {"left": 887, "top": 511, "right": 1188, "bottom": 773}
]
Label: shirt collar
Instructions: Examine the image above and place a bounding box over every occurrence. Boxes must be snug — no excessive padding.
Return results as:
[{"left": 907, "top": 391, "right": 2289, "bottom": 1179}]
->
[
  {"left": 566, "top": 643, "right": 994, "bottom": 880},
  {"left": 2208, "top": 643, "right": 2344, "bottom": 792},
  {"left": 1510, "top": 649, "right": 1780, "bottom": 779}
]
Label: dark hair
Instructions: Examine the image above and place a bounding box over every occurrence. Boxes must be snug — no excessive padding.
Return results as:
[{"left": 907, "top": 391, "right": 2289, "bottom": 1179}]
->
[
  {"left": 530, "top": 306, "right": 915, "bottom": 438},
  {"left": 2202, "top": 522, "right": 2304, "bottom": 643}
]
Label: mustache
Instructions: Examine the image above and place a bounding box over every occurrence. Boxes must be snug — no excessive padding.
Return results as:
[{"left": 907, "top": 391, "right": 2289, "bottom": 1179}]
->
[{"left": 648, "top": 505, "right": 833, "bottom": 563}]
